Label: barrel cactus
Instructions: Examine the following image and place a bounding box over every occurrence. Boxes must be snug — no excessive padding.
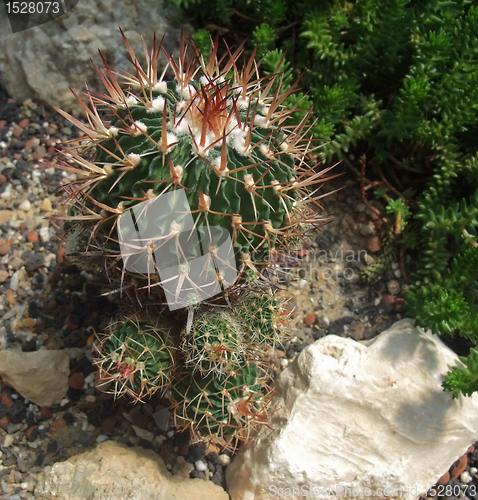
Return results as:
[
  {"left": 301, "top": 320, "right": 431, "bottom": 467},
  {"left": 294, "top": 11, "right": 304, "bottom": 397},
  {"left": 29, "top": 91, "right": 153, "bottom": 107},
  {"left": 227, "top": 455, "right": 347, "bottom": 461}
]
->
[
  {"left": 172, "top": 361, "right": 273, "bottom": 448},
  {"left": 53, "top": 32, "right": 330, "bottom": 310},
  {"left": 94, "top": 316, "right": 175, "bottom": 403}
]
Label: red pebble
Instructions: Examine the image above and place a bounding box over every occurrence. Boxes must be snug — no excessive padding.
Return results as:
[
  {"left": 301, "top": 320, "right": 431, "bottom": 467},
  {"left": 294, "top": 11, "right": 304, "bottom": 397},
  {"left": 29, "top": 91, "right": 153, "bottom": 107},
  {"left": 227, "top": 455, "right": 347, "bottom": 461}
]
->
[
  {"left": 69, "top": 372, "right": 85, "bottom": 390},
  {"left": 304, "top": 312, "right": 316, "bottom": 326},
  {"left": 436, "top": 471, "right": 450, "bottom": 486},
  {"left": 26, "top": 231, "right": 39, "bottom": 243},
  {"left": 450, "top": 454, "right": 468, "bottom": 479},
  {"left": 40, "top": 407, "right": 52, "bottom": 419}
]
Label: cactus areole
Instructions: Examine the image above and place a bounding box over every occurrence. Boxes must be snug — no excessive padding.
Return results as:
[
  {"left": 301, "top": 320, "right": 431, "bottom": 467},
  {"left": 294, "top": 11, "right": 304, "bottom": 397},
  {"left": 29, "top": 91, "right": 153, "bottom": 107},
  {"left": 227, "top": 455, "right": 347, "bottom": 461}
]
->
[{"left": 53, "top": 31, "right": 329, "bottom": 309}]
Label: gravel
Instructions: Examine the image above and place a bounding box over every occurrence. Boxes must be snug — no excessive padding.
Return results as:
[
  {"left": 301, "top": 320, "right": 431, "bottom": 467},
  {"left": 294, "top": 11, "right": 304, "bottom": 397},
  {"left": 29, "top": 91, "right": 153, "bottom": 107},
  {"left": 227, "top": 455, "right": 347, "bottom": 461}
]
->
[{"left": 0, "top": 86, "right": 476, "bottom": 500}]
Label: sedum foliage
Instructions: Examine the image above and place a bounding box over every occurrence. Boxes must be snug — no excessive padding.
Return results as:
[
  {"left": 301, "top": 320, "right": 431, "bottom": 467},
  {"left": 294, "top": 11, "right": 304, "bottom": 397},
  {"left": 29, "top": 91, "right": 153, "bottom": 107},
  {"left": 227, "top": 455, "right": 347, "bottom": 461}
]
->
[{"left": 168, "top": 0, "right": 478, "bottom": 397}]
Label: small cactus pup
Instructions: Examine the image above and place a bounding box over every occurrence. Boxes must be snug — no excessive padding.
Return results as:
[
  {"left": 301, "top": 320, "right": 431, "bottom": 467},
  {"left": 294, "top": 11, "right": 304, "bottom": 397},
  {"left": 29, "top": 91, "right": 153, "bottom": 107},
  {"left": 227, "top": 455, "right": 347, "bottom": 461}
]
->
[
  {"left": 183, "top": 292, "right": 289, "bottom": 376},
  {"left": 52, "top": 31, "right": 332, "bottom": 309},
  {"left": 94, "top": 315, "right": 175, "bottom": 403},
  {"left": 172, "top": 361, "right": 274, "bottom": 449}
]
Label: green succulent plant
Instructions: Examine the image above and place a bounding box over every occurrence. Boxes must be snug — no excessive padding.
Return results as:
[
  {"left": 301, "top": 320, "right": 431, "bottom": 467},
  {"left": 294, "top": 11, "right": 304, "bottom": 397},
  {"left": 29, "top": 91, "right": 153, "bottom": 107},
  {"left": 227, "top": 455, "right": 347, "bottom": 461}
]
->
[
  {"left": 53, "top": 32, "right": 330, "bottom": 310},
  {"left": 94, "top": 316, "right": 175, "bottom": 403},
  {"left": 172, "top": 361, "right": 273, "bottom": 448}
]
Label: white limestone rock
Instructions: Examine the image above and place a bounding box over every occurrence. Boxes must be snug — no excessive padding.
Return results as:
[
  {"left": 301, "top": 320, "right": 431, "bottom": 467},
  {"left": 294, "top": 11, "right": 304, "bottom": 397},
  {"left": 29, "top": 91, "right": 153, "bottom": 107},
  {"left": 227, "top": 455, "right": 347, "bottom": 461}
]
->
[
  {"left": 35, "top": 441, "right": 230, "bottom": 500},
  {"left": 0, "top": 0, "right": 190, "bottom": 112},
  {"left": 226, "top": 318, "right": 478, "bottom": 500},
  {"left": 0, "top": 349, "right": 70, "bottom": 407}
]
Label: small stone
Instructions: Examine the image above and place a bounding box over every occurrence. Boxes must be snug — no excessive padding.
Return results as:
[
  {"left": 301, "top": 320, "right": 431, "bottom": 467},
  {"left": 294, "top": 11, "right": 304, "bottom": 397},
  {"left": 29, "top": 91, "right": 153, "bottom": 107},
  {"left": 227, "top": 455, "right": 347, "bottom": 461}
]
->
[
  {"left": 41, "top": 198, "right": 52, "bottom": 212},
  {"left": 0, "top": 270, "right": 9, "bottom": 283},
  {"left": 26, "top": 231, "right": 39, "bottom": 243},
  {"left": 460, "top": 471, "right": 473, "bottom": 483},
  {"left": 0, "top": 174, "right": 6, "bottom": 186},
  {"left": 68, "top": 372, "right": 85, "bottom": 390},
  {"left": 218, "top": 454, "right": 230, "bottom": 466},
  {"left": 9, "top": 272, "right": 19, "bottom": 291},
  {"left": 0, "top": 184, "right": 11, "bottom": 199},
  {"left": 19, "top": 118, "right": 30, "bottom": 128},
  {"left": 39, "top": 227, "right": 50, "bottom": 243},
  {"left": 18, "top": 200, "right": 32, "bottom": 212},
  {"left": 304, "top": 312, "right": 316, "bottom": 326},
  {"left": 381, "top": 294, "right": 396, "bottom": 307},
  {"left": 387, "top": 280, "right": 400, "bottom": 295},
  {"left": 367, "top": 235, "right": 381, "bottom": 253},
  {"left": 172, "top": 456, "right": 194, "bottom": 478},
  {"left": 32, "top": 146, "right": 47, "bottom": 160},
  {"left": 450, "top": 454, "right": 468, "bottom": 479},
  {"left": 96, "top": 434, "right": 109, "bottom": 444},
  {"left": 195, "top": 459, "right": 207, "bottom": 472},
  {"left": 0, "top": 238, "right": 10, "bottom": 255},
  {"left": 356, "top": 203, "right": 366, "bottom": 212},
  {"left": 132, "top": 425, "right": 154, "bottom": 442},
  {"left": 360, "top": 223, "right": 375, "bottom": 236},
  {"left": 40, "top": 407, "right": 52, "bottom": 419},
  {"left": 152, "top": 408, "right": 171, "bottom": 432},
  {"left": 0, "top": 210, "right": 12, "bottom": 224},
  {"left": 3, "top": 434, "right": 14, "bottom": 447},
  {"left": 347, "top": 321, "right": 365, "bottom": 341},
  {"left": 470, "top": 467, "right": 477, "bottom": 474}
]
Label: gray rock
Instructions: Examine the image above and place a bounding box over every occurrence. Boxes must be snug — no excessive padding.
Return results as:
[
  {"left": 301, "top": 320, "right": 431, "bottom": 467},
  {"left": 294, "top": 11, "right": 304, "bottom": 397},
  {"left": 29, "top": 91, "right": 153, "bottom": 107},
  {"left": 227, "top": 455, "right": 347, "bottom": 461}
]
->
[
  {"left": 0, "top": 0, "right": 190, "bottom": 112},
  {"left": 35, "top": 441, "right": 229, "bottom": 500},
  {"left": 0, "top": 349, "right": 70, "bottom": 407}
]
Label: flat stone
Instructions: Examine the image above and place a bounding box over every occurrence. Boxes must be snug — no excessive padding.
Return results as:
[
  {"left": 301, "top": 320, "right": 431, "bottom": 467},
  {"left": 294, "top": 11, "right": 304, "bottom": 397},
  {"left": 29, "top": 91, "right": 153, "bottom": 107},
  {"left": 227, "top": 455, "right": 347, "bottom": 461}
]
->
[
  {"left": 0, "top": 349, "right": 70, "bottom": 407},
  {"left": 34, "top": 441, "right": 229, "bottom": 500}
]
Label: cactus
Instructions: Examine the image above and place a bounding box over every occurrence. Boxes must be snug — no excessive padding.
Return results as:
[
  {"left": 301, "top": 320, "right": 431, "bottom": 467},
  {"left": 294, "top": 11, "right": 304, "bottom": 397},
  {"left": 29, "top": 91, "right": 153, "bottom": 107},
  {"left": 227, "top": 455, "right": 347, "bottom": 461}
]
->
[
  {"left": 53, "top": 32, "right": 331, "bottom": 309},
  {"left": 94, "top": 316, "right": 175, "bottom": 403},
  {"left": 183, "top": 308, "right": 246, "bottom": 376},
  {"left": 172, "top": 361, "right": 273, "bottom": 448},
  {"left": 183, "top": 292, "right": 289, "bottom": 375}
]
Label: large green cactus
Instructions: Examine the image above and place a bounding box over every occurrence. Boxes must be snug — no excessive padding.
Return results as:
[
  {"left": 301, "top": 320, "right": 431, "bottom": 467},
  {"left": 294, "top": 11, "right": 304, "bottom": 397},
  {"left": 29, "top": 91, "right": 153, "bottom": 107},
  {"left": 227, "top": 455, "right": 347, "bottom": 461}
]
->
[{"left": 53, "top": 32, "right": 330, "bottom": 308}]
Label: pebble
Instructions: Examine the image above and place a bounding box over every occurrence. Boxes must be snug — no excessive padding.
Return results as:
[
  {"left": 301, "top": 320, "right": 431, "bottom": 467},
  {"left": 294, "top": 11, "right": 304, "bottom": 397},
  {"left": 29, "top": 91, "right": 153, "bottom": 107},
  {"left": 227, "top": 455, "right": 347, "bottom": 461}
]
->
[
  {"left": 96, "top": 435, "right": 109, "bottom": 444},
  {"left": 9, "top": 272, "right": 19, "bottom": 291},
  {"left": 3, "top": 434, "right": 14, "bottom": 448},
  {"left": 18, "top": 200, "right": 32, "bottom": 212},
  {"left": 69, "top": 372, "right": 85, "bottom": 390},
  {"left": 39, "top": 226, "right": 50, "bottom": 243},
  {"left": 304, "top": 312, "right": 316, "bottom": 326},
  {"left": 0, "top": 238, "right": 10, "bottom": 256},
  {"left": 26, "top": 231, "right": 38, "bottom": 243},
  {"left": 366, "top": 235, "right": 381, "bottom": 253},
  {"left": 0, "top": 270, "right": 9, "bottom": 283},
  {"left": 461, "top": 471, "right": 473, "bottom": 483},
  {"left": 470, "top": 467, "right": 477, "bottom": 474},
  {"left": 0, "top": 184, "right": 11, "bottom": 199},
  {"left": 218, "top": 454, "right": 230, "bottom": 466},
  {"left": 387, "top": 280, "right": 400, "bottom": 295},
  {"left": 132, "top": 425, "right": 154, "bottom": 442},
  {"left": 41, "top": 198, "right": 52, "bottom": 212},
  {"left": 152, "top": 408, "right": 171, "bottom": 432},
  {"left": 195, "top": 460, "right": 207, "bottom": 472},
  {"left": 0, "top": 210, "right": 13, "bottom": 224}
]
